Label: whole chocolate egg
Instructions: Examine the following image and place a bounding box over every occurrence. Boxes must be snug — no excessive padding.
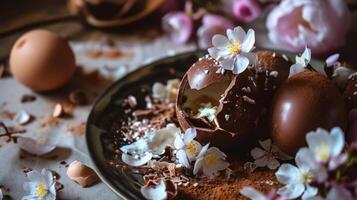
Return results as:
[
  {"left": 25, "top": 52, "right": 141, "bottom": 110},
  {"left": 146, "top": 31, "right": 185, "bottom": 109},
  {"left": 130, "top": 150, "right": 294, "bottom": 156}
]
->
[
  {"left": 176, "top": 55, "right": 259, "bottom": 150},
  {"left": 271, "top": 71, "right": 347, "bottom": 155},
  {"left": 343, "top": 73, "right": 357, "bottom": 110}
]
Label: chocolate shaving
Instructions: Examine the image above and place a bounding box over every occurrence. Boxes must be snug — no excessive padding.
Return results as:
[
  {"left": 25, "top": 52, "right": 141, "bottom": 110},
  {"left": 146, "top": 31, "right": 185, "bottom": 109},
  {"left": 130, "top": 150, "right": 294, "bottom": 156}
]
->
[{"left": 21, "top": 94, "right": 36, "bottom": 103}]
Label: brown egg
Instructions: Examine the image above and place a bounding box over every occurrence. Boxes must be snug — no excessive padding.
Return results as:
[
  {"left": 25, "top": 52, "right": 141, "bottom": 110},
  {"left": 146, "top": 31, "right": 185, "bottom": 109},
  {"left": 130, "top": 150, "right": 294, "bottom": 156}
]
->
[
  {"left": 271, "top": 71, "right": 347, "bottom": 155},
  {"left": 176, "top": 55, "right": 259, "bottom": 150},
  {"left": 10, "top": 29, "right": 76, "bottom": 91}
]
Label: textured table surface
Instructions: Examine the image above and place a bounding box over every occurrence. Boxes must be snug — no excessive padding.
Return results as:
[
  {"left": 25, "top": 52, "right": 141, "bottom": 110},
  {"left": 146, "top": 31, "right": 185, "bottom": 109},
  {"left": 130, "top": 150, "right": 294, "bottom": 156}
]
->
[{"left": 0, "top": 1, "right": 357, "bottom": 199}]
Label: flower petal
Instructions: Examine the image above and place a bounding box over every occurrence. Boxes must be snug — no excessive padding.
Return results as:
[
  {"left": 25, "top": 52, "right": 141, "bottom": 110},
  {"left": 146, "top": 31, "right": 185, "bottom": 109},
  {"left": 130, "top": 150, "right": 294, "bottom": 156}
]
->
[
  {"left": 18, "top": 137, "right": 56, "bottom": 156},
  {"left": 193, "top": 158, "right": 203, "bottom": 175},
  {"left": 206, "top": 147, "right": 227, "bottom": 159},
  {"left": 233, "top": 55, "right": 249, "bottom": 74},
  {"left": 302, "top": 185, "right": 318, "bottom": 200},
  {"left": 183, "top": 128, "right": 197, "bottom": 144},
  {"left": 295, "top": 148, "right": 315, "bottom": 171},
  {"left": 212, "top": 35, "right": 229, "bottom": 48},
  {"left": 329, "top": 127, "right": 344, "bottom": 158},
  {"left": 326, "top": 186, "right": 354, "bottom": 200},
  {"left": 259, "top": 139, "right": 272, "bottom": 151},
  {"left": 289, "top": 63, "right": 305, "bottom": 77},
  {"left": 176, "top": 149, "right": 190, "bottom": 168},
  {"left": 21, "top": 194, "right": 38, "bottom": 200},
  {"left": 278, "top": 183, "right": 305, "bottom": 199},
  {"left": 276, "top": 164, "right": 300, "bottom": 185},
  {"left": 267, "top": 158, "right": 280, "bottom": 170},
  {"left": 233, "top": 26, "right": 246, "bottom": 42},
  {"left": 254, "top": 156, "right": 268, "bottom": 167},
  {"left": 221, "top": 57, "right": 235, "bottom": 71},
  {"left": 141, "top": 180, "right": 167, "bottom": 200},
  {"left": 306, "top": 128, "right": 330, "bottom": 150},
  {"left": 174, "top": 135, "right": 185, "bottom": 150},
  {"left": 241, "top": 29, "right": 255, "bottom": 52},
  {"left": 121, "top": 153, "right": 152, "bottom": 167},
  {"left": 26, "top": 170, "right": 43, "bottom": 184},
  {"left": 197, "top": 143, "right": 209, "bottom": 159},
  {"left": 42, "top": 168, "right": 54, "bottom": 186},
  {"left": 250, "top": 147, "right": 266, "bottom": 159},
  {"left": 240, "top": 187, "right": 267, "bottom": 200}
]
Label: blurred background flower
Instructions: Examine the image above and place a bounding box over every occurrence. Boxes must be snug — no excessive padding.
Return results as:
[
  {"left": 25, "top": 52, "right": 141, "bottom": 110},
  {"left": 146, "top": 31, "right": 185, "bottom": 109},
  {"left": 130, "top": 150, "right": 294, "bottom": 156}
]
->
[
  {"left": 232, "top": 0, "right": 261, "bottom": 22},
  {"left": 266, "top": 0, "right": 351, "bottom": 54}
]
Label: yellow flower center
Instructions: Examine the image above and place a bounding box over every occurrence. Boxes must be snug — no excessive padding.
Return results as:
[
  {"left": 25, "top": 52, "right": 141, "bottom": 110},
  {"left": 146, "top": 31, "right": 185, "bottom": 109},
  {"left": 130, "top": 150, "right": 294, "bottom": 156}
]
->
[
  {"left": 316, "top": 143, "right": 330, "bottom": 162},
  {"left": 301, "top": 172, "right": 313, "bottom": 184},
  {"left": 186, "top": 141, "right": 198, "bottom": 154},
  {"left": 205, "top": 154, "right": 218, "bottom": 167},
  {"left": 227, "top": 39, "right": 241, "bottom": 55},
  {"left": 36, "top": 184, "right": 48, "bottom": 198}
]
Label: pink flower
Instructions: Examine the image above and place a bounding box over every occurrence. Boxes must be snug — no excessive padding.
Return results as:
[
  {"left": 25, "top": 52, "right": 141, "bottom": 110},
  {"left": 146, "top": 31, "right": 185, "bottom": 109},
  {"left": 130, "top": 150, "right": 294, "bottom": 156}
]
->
[
  {"left": 197, "top": 14, "right": 235, "bottom": 49},
  {"left": 266, "top": 0, "right": 351, "bottom": 54},
  {"left": 162, "top": 12, "right": 193, "bottom": 44},
  {"left": 233, "top": 0, "right": 261, "bottom": 22}
]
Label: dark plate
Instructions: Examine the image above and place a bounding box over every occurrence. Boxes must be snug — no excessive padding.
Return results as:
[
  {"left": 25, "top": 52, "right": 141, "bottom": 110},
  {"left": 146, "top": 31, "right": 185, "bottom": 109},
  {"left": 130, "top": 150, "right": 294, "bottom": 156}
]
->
[
  {"left": 86, "top": 50, "right": 324, "bottom": 199},
  {"left": 86, "top": 50, "right": 206, "bottom": 200}
]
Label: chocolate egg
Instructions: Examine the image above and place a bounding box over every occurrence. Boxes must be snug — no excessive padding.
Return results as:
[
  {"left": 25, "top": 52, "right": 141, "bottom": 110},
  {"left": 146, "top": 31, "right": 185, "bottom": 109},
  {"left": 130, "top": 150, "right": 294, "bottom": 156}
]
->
[
  {"left": 271, "top": 71, "right": 347, "bottom": 155},
  {"left": 176, "top": 55, "right": 259, "bottom": 150},
  {"left": 343, "top": 73, "right": 357, "bottom": 110},
  {"left": 10, "top": 29, "right": 76, "bottom": 91},
  {"left": 251, "top": 51, "right": 292, "bottom": 139}
]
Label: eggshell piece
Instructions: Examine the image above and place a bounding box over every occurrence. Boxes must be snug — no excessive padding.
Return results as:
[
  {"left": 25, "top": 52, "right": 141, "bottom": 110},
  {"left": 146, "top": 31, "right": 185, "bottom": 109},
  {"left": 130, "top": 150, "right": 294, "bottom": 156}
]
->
[
  {"left": 10, "top": 29, "right": 76, "bottom": 91},
  {"left": 67, "top": 160, "right": 99, "bottom": 187}
]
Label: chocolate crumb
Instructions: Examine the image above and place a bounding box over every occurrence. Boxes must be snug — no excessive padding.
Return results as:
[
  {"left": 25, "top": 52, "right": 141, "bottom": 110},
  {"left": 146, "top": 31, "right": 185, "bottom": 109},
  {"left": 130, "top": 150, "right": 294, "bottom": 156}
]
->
[
  {"left": 21, "top": 94, "right": 36, "bottom": 103},
  {"left": 127, "top": 96, "right": 137, "bottom": 108},
  {"left": 69, "top": 90, "right": 87, "bottom": 105},
  {"left": 22, "top": 167, "right": 33, "bottom": 174}
]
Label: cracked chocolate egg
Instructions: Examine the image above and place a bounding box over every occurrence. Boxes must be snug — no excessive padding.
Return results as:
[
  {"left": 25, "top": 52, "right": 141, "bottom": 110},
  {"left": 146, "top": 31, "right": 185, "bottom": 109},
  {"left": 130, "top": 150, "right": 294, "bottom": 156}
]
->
[
  {"left": 271, "top": 71, "right": 348, "bottom": 156},
  {"left": 176, "top": 55, "right": 260, "bottom": 150}
]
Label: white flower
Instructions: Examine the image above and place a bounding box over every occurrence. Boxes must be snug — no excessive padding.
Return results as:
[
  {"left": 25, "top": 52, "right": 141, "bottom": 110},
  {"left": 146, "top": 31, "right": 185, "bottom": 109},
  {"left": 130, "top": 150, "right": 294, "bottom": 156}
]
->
[
  {"left": 193, "top": 144, "right": 230, "bottom": 177},
  {"left": 22, "top": 169, "right": 56, "bottom": 200},
  {"left": 276, "top": 150, "right": 318, "bottom": 200},
  {"left": 250, "top": 139, "right": 291, "bottom": 170},
  {"left": 289, "top": 47, "right": 311, "bottom": 77},
  {"left": 195, "top": 103, "right": 217, "bottom": 122},
  {"left": 141, "top": 180, "right": 167, "bottom": 200},
  {"left": 208, "top": 26, "right": 257, "bottom": 75},
  {"left": 296, "top": 127, "right": 346, "bottom": 182},
  {"left": 18, "top": 137, "right": 56, "bottom": 156},
  {"left": 121, "top": 124, "right": 180, "bottom": 166},
  {"left": 174, "top": 128, "right": 202, "bottom": 168}
]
